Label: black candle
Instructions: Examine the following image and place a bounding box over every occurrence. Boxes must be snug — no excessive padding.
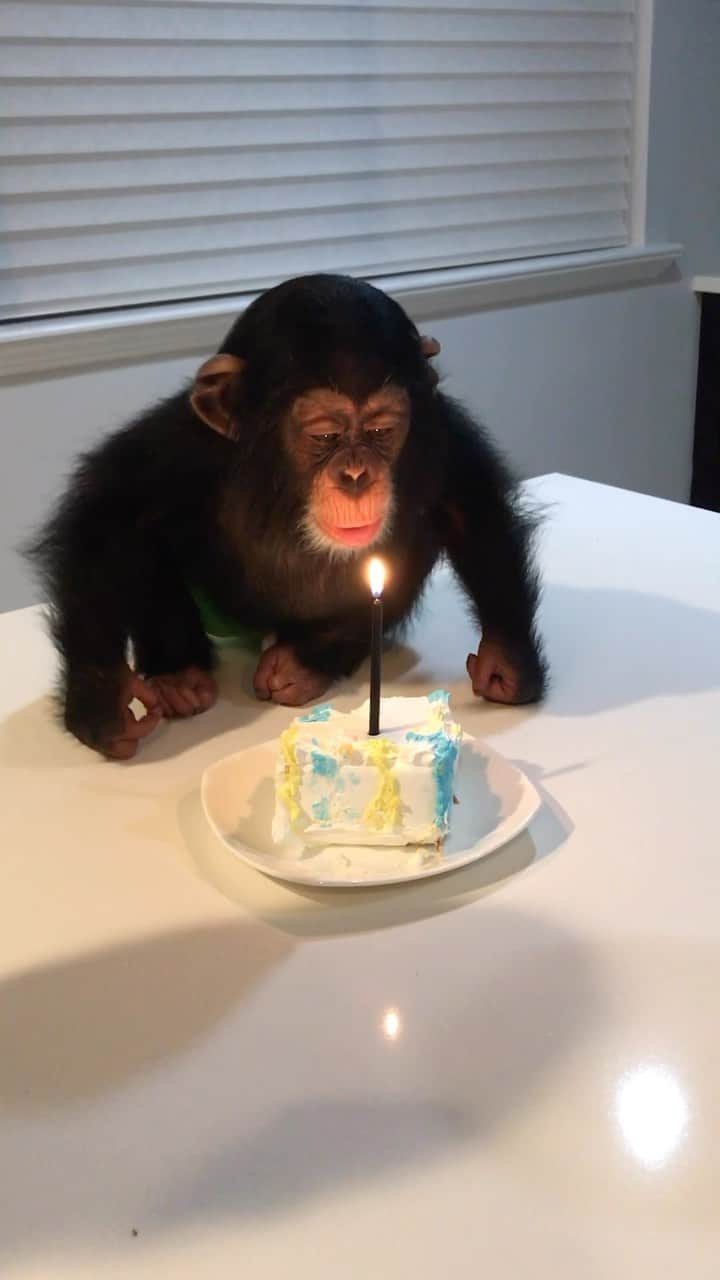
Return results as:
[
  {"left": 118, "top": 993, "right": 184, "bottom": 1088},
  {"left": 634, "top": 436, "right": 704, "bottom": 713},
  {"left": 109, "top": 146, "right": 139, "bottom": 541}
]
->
[{"left": 368, "top": 558, "right": 385, "bottom": 735}]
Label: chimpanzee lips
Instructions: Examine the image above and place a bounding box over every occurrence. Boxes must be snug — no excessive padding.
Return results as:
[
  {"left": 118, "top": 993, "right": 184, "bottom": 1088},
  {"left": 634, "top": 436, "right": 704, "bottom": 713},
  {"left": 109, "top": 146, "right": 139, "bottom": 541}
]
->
[{"left": 319, "top": 517, "right": 384, "bottom": 548}]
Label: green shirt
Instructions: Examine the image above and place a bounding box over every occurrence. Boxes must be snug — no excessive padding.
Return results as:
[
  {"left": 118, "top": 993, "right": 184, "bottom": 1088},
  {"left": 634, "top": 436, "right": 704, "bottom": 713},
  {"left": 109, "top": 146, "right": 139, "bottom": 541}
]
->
[{"left": 189, "top": 583, "right": 265, "bottom": 653}]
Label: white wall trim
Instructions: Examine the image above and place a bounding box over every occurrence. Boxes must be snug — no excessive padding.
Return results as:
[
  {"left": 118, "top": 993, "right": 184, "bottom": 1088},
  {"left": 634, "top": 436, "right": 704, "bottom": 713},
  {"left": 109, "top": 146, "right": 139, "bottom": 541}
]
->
[
  {"left": 692, "top": 276, "right": 720, "bottom": 295},
  {"left": 629, "top": 0, "right": 654, "bottom": 244},
  {"left": 0, "top": 244, "right": 682, "bottom": 381}
]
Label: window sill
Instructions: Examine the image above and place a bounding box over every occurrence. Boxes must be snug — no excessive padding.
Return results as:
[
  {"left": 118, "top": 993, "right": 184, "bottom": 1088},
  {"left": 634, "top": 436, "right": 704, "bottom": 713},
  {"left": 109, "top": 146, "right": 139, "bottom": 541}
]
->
[
  {"left": 0, "top": 244, "right": 682, "bottom": 381},
  {"left": 692, "top": 275, "right": 720, "bottom": 295}
]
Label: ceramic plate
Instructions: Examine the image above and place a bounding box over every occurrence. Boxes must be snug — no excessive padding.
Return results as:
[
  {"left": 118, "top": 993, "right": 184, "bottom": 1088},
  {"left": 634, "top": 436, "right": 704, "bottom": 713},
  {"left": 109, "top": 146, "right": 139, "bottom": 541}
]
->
[{"left": 201, "top": 734, "right": 540, "bottom": 888}]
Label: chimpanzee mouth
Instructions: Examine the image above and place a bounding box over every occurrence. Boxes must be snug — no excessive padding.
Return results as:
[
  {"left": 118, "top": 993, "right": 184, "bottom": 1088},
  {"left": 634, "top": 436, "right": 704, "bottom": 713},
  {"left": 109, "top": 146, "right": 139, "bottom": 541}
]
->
[
  {"left": 302, "top": 510, "right": 390, "bottom": 558},
  {"left": 319, "top": 517, "right": 384, "bottom": 548}
]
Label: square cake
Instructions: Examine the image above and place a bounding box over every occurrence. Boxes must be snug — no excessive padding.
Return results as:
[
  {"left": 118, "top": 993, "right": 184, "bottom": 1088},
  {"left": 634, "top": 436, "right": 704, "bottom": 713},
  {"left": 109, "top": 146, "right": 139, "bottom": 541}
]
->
[{"left": 272, "top": 690, "right": 462, "bottom": 847}]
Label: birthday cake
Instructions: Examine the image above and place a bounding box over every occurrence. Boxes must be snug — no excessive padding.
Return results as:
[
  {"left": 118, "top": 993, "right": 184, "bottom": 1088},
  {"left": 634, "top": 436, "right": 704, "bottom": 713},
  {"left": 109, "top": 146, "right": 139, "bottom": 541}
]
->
[{"left": 272, "top": 690, "right": 462, "bottom": 847}]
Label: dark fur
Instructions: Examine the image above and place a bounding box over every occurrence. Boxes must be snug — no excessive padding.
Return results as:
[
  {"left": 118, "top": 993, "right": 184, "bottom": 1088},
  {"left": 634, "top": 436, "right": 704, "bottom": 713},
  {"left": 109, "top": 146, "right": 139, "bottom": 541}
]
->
[{"left": 27, "top": 273, "right": 546, "bottom": 750}]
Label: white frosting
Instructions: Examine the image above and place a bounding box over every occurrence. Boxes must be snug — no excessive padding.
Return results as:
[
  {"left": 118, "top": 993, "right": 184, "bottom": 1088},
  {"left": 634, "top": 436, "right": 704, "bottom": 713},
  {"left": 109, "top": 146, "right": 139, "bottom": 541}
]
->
[{"left": 272, "top": 692, "right": 461, "bottom": 847}]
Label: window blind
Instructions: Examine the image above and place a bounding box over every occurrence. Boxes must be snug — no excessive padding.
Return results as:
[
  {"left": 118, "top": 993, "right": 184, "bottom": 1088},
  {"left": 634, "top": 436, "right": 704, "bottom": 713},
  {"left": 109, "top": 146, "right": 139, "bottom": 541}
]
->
[{"left": 0, "top": 0, "right": 637, "bottom": 321}]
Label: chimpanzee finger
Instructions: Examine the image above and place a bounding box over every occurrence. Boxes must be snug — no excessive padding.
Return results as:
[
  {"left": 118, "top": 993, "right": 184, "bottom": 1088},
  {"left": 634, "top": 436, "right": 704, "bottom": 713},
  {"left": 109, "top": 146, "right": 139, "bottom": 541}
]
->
[
  {"left": 194, "top": 683, "right": 217, "bottom": 710},
  {"left": 271, "top": 691, "right": 304, "bottom": 707},
  {"left": 271, "top": 671, "right": 332, "bottom": 706},
  {"left": 253, "top": 649, "right": 277, "bottom": 700},
  {"left": 122, "top": 705, "right": 163, "bottom": 738},
  {"left": 467, "top": 651, "right": 509, "bottom": 701},
  {"left": 469, "top": 654, "right": 493, "bottom": 696},
  {"left": 168, "top": 685, "right": 200, "bottom": 715},
  {"left": 270, "top": 682, "right": 314, "bottom": 707},
  {"left": 157, "top": 686, "right": 197, "bottom": 717},
  {"left": 103, "top": 737, "right": 140, "bottom": 761},
  {"left": 467, "top": 652, "right": 500, "bottom": 693},
  {"left": 152, "top": 687, "right": 172, "bottom": 718},
  {"left": 184, "top": 668, "right": 218, "bottom": 709},
  {"left": 254, "top": 645, "right": 308, "bottom": 700},
  {"left": 126, "top": 672, "right": 162, "bottom": 717},
  {"left": 181, "top": 686, "right": 203, "bottom": 713},
  {"left": 100, "top": 712, "right": 162, "bottom": 761},
  {"left": 268, "top": 669, "right": 295, "bottom": 693}
]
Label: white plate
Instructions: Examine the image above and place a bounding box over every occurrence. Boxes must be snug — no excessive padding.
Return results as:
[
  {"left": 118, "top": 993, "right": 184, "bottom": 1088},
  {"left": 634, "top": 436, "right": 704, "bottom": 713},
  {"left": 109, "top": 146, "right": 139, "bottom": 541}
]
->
[{"left": 201, "top": 734, "right": 541, "bottom": 888}]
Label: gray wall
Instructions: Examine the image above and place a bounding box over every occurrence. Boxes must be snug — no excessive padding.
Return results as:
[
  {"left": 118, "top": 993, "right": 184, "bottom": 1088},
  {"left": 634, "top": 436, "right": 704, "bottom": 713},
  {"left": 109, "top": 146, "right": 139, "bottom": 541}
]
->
[
  {"left": 646, "top": 0, "right": 720, "bottom": 274},
  {"left": 1, "top": 0, "right": 719, "bottom": 612}
]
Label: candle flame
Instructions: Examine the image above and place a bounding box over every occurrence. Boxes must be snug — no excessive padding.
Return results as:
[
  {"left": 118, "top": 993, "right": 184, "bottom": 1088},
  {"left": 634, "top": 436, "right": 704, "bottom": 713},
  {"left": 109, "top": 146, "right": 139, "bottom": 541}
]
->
[{"left": 368, "top": 557, "right": 385, "bottom": 598}]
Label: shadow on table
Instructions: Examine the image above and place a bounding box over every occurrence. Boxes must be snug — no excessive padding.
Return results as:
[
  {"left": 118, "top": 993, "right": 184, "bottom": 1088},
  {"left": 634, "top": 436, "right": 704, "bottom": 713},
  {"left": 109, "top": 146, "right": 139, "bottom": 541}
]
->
[
  {"left": 0, "top": 648, "right": 262, "bottom": 769},
  {"left": 0, "top": 906, "right": 602, "bottom": 1262},
  {"left": 0, "top": 920, "right": 292, "bottom": 1110},
  {"left": 4, "top": 579, "right": 720, "bottom": 771},
  {"left": 0, "top": 644, "right": 423, "bottom": 770},
  {"left": 178, "top": 758, "right": 572, "bottom": 939},
  {"left": 151, "top": 905, "right": 600, "bottom": 1227},
  {"left": 539, "top": 582, "right": 720, "bottom": 716}
]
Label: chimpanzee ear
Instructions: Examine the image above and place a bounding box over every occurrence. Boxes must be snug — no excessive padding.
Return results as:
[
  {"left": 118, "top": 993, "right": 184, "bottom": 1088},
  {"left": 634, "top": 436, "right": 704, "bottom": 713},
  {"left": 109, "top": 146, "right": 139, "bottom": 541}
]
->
[
  {"left": 419, "top": 335, "right": 441, "bottom": 359},
  {"left": 419, "top": 334, "right": 441, "bottom": 388},
  {"left": 190, "top": 353, "right": 245, "bottom": 435}
]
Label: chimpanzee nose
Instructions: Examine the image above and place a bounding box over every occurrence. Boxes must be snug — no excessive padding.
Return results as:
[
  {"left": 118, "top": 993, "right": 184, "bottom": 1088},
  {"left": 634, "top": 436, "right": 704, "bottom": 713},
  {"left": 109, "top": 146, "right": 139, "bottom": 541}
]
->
[
  {"left": 343, "top": 461, "right": 367, "bottom": 483},
  {"left": 336, "top": 452, "right": 372, "bottom": 493}
]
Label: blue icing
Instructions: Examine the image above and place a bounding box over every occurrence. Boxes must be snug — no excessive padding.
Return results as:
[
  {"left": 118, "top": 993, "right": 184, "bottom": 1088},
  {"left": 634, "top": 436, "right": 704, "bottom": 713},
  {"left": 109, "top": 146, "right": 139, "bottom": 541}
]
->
[
  {"left": 349, "top": 773, "right": 361, "bottom": 786},
  {"left": 431, "top": 733, "right": 459, "bottom": 832},
  {"left": 298, "top": 703, "right": 333, "bottom": 723},
  {"left": 428, "top": 689, "right": 449, "bottom": 704},
  {"left": 405, "top": 728, "right": 459, "bottom": 832},
  {"left": 311, "top": 797, "right": 331, "bottom": 824},
  {"left": 310, "top": 750, "right": 338, "bottom": 779}
]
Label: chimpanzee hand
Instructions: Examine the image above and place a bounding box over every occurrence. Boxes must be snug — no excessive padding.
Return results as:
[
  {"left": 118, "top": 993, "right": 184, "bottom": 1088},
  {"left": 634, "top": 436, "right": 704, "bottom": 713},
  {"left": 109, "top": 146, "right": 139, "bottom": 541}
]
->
[
  {"left": 253, "top": 643, "right": 332, "bottom": 707},
  {"left": 150, "top": 667, "right": 218, "bottom": 719},
  {"left": 466, "top": 637, "right": 544, "bottom": 706},
  {"left": 65, "top": 663, "right": 164, "bottom": 760},
  {"left": 65, "top": 663, "right": 217, "bottom": 759}
]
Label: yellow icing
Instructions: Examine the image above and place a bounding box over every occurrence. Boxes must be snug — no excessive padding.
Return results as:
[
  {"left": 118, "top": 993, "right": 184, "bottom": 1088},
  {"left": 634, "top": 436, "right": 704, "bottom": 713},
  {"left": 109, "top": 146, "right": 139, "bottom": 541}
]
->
[
  {"left": 417, "top": 704, "right": 446, "bottom": 737},
  {"left": 277, "top": 724, "right": 302, "bottom": 824},
  {"left": 363, "top": 736, "right": 402, "bottom": 831}
]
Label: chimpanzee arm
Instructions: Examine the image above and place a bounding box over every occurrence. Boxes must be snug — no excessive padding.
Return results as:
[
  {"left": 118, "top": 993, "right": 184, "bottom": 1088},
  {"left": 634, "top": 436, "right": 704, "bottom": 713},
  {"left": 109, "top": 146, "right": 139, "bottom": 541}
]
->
[
  {"left": 437, "top": 394, "right": 547, "bottom": 704},
  {"left": 27, "top": 406, "right": 215, "bottom": 753}
]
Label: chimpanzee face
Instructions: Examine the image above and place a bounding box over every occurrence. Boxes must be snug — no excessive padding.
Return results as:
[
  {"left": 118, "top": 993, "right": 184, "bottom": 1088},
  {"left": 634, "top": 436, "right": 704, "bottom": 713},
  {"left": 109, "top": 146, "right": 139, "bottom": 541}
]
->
[
  {"left": 288, "top": 382, "right": 410, "bottom": 554},
  {"left": 189, "top": 275, "right": 433, "bottom": 558}
]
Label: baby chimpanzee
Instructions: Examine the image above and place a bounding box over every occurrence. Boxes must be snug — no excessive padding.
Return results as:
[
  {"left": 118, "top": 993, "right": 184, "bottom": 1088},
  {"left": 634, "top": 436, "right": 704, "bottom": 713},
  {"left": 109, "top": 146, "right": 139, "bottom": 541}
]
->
[{"left": 30, "top": 273, "right": 546, "bottom": 758}]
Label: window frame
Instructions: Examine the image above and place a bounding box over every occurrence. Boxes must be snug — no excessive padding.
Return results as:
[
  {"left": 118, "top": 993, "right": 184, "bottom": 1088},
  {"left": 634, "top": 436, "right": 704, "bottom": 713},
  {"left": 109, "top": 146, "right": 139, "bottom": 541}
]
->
[{"left": 0, "top": 0, "right": 679, "bottom": 379}]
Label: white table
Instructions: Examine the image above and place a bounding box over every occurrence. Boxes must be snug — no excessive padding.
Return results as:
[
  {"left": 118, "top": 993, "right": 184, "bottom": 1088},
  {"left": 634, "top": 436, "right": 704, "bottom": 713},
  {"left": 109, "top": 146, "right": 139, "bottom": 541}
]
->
[{"left": 2, "top": 473, "right": 720, "bottom": 1280}]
